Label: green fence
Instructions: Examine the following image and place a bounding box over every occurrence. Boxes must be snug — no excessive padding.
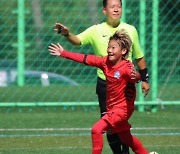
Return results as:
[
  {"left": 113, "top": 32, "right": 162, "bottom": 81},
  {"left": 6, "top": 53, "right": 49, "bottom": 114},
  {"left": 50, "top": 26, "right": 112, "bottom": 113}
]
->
[{"left": 0, "top": 0, "right": 179, "bottom": 110}]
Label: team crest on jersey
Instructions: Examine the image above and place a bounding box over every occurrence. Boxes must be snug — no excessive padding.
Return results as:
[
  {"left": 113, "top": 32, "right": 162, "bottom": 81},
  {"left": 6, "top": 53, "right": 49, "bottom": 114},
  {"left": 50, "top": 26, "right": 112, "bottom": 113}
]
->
[{"left": 114, "top": 71, "right": 120, "bottom": 79}]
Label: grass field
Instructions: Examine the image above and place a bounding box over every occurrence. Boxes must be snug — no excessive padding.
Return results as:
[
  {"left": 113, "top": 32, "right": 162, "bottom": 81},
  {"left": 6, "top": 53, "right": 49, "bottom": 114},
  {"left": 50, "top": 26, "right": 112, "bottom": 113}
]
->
[{"left": 0, "top": 106, "right": 179, "bottom": 154}]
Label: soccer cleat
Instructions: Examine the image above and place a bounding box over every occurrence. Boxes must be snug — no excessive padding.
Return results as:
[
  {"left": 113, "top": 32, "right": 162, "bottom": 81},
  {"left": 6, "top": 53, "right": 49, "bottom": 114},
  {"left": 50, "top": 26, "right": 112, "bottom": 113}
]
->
[{"left": 149, "top": 152, "right": 158, "bottom": 154}]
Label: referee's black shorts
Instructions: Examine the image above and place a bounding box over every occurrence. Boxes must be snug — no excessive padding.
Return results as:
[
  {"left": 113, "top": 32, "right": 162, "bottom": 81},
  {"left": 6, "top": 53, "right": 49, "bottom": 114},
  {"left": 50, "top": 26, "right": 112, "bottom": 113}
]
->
[{"left": 96, "top": 77, "right": 107, "bottom": 117}]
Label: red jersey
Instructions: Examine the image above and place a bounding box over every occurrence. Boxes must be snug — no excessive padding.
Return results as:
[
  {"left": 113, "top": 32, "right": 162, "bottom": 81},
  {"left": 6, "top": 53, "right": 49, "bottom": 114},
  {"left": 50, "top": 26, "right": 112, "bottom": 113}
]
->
[{"left": 61, "top": 50, "right": 141, "bottom": 113}]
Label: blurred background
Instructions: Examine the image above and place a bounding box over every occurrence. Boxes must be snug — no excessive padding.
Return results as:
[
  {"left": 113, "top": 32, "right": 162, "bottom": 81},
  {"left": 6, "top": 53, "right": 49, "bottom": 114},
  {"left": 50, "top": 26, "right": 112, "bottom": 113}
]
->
[{"left": 0, "top": 0, "right": 179, "bottom": 110}]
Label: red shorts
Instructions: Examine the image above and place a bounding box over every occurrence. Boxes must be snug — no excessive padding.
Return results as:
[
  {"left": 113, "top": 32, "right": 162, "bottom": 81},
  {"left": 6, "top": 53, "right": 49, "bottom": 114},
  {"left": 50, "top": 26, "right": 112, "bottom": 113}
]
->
[{"left": 102, "top": 107, "right": 133, "bottom": 133}]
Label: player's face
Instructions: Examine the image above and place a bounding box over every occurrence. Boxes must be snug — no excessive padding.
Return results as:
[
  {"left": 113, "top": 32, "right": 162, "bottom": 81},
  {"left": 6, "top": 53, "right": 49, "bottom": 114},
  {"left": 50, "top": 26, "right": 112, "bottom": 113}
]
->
[
  {"left": 103, "top": 0, "right": 122, "bottom": 22},
  {"left": 107, "top": 39, "right": 124, "bottom": 64}
]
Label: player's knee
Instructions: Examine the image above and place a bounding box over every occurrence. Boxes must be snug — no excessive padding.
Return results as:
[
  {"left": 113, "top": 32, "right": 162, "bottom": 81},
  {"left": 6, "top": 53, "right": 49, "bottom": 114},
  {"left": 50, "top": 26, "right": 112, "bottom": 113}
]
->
[
  {"left": 91, "top": 125, "right": 101, "bottom": 135},
  {"left": 92, "top": 121, "right": 106, "bottom": 135}
]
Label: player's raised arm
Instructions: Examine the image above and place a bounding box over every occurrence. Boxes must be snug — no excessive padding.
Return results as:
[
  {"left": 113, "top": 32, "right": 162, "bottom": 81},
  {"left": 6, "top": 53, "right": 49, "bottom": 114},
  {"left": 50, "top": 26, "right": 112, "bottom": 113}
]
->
[
  {"left": 48, "top": 43, "right": 88, "bottom": 65},
  {"left": 54, "top": 22, "right": 81, "bottom": 45},
  {"left": 48, "top": 43, "right": 64, "bottom": 56},
  {"left": 54, "top": 23, "right": 69, "bottom": 36},
  {"left": 48, "top": 43, "right": 104, "bottom": 70}
]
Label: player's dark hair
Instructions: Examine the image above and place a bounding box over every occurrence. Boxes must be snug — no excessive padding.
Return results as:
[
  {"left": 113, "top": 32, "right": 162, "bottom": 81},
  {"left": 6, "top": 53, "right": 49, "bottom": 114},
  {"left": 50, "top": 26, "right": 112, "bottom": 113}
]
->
[
  {"left": 103, "top": 0, "right": 122, "bottom": 8},
  {"left": 109, "top": 30, "right": 132, "bottom": 59}
]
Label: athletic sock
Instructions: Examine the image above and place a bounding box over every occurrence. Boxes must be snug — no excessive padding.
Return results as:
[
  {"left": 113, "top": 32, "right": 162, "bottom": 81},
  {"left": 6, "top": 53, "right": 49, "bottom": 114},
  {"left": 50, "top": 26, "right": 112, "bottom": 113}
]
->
[{"left": 92, "top": 133, "right": 103, "bottom": 154}]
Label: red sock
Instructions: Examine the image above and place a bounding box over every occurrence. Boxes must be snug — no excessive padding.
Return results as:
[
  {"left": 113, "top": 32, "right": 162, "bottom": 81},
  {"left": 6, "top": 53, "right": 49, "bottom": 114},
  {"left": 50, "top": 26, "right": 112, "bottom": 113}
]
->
[
  {"left": 91, "top": 119, "right": 109, "bottom": 154},
  {"left": 91, "top": 133, "right": 103, "bottom": 154}
]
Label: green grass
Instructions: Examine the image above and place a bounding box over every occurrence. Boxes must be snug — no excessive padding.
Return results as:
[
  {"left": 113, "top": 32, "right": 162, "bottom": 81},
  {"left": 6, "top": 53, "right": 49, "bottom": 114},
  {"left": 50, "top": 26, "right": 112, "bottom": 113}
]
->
[
  {"left": 0, "top": 107, "right": 179, "bottom": 154},
  {"left": 1, "top": 83, "right": 180, "bottom": 102},
  {"left": 0, "top": 85, "right": 97, "bottom": 102}
]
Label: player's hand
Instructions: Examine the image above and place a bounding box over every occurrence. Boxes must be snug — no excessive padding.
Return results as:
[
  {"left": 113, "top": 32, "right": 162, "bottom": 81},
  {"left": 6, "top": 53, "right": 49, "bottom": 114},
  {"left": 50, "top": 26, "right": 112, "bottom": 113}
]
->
[
  {"left": 141, "top": 81, "right": 150, "bottom": 97},
  {"left": 130, "top": 66, "right": 140, "bottom": 81},
  {"left": 130, "top": 67, "right": 137, "bottom": 80},
  {"left": 48, "top": 43, "right": 64, "bottom": 56},
  {"left": 54, "top": 23, "right": 70, "bottom": 36}
]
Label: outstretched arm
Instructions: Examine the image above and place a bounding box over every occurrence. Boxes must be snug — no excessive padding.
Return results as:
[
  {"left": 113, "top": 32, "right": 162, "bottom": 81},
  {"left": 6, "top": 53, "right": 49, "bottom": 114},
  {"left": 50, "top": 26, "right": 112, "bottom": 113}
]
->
[
  {"left": 48, "top": 43, "right": 64, "bottom": 56},
  {"left": 54, "top": 23, "right": 81, "bottom": 45},
  {"left": 48, "top": 43, "right": 85, "bottom": 63},
  {"left": 48, "top": 43, "right": 104, "bottom": 69}
]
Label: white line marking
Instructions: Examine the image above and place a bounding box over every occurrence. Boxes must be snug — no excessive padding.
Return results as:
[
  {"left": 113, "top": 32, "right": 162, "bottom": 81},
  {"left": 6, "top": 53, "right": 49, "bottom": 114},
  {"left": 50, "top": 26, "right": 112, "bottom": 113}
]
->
[
  {"left": 0, "top": 128, "right": 90, "bottom": 131},
  {"left": 0, "top": 145, "right": 180, "bottom": 151},
  {"left": 131, "top": 127, "right": 180, "bottom": 130},
  {"left": 0, "top": 127, "right": 180, "bottom": 138},
  {"left": 0, "top": 127, "right": 179, "bottom": 131},
  {"left": 0, "top": 132, "right": 180, "bottom": 138}
]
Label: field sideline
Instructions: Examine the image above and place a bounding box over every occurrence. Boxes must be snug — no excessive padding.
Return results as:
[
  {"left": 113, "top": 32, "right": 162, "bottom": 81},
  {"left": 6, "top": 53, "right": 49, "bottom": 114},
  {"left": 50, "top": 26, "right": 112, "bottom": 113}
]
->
[{"left": 0, "top": 106, "right": 179, "bottom": 154}]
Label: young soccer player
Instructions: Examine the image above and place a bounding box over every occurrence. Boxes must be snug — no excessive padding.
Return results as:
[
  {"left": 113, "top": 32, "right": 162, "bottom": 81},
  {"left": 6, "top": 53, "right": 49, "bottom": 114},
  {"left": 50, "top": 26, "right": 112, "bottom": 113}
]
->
[
  {"left": 48, "top": 30, "right": 156, "bottom": 154},
  {"left": 54, "top": 0, "right": 149, "bottom": 153}
]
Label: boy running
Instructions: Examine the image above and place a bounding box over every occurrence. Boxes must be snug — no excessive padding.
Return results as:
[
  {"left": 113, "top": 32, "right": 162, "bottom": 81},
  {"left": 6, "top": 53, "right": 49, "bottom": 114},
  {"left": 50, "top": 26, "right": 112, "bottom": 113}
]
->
[
  {"left": 55, "top": 1, "right": 149, "bottom": 153},
  {"left": 48, "top": 30, "right": 155, "bottom": 154}
]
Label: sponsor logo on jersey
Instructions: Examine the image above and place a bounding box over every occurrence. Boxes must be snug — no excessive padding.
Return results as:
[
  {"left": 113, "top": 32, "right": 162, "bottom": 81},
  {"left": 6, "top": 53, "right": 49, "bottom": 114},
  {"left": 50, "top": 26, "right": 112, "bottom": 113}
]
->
[{"left": 114, "top": 71, "right": 120, "bottom": 79}]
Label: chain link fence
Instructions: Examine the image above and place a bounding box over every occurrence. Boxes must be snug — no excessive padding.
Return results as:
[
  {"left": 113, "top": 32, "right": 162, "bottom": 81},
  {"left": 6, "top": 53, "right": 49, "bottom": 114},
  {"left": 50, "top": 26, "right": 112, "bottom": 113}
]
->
[{"left": 0, "top": 0, "right": 179, "bottom": 108}]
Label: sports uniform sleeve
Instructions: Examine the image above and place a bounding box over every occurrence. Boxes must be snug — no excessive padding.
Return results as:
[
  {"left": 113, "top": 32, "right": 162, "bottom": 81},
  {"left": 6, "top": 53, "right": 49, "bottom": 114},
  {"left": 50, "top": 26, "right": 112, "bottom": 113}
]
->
[
  {"left": 61, "top": 50, "right": 104, "bottom": 69},
  {"left": 124, "top": 61, "right": 141, "bottom": 83},
  {"left": 132, "top": 27, "right": 144, "bottom": 59},
  {"left": 61, "top": 50, "right": 85, "bottom": 63},
  {"left": 76, "top": 25, "right": 95, "bottom": 46}
]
